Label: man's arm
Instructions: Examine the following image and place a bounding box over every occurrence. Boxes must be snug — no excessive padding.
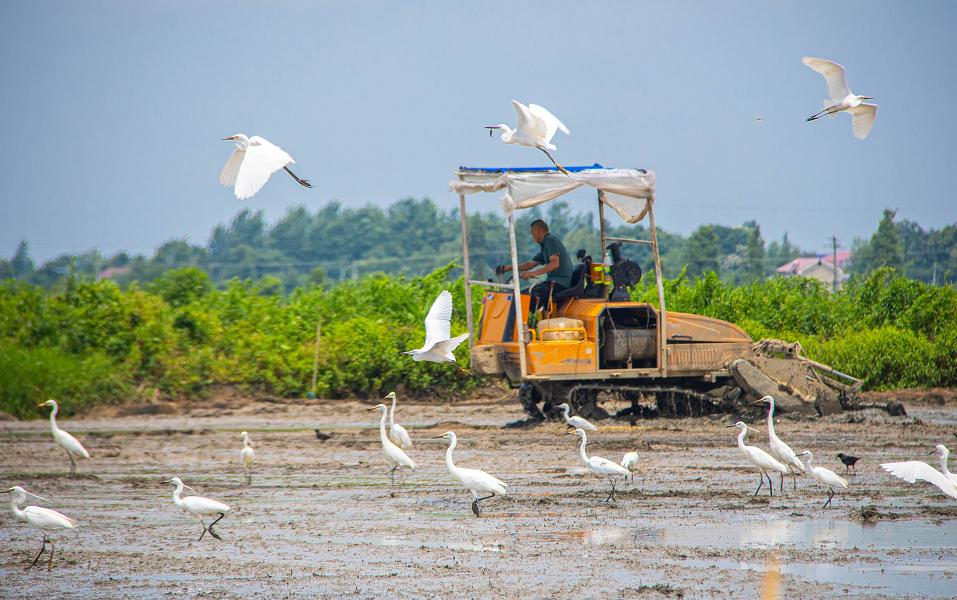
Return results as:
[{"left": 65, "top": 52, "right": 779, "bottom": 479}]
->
[
  {"left": 522, "top": 254, "right": 560, "bottom": 279},
  {"left": 502, "top": 260, "right": 540, "bottom": 273}
]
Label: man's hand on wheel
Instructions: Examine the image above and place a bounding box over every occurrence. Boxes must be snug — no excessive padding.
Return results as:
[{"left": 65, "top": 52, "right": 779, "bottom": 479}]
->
[
  {"left": 495, "top": 264, "right": 508, "bottom": 276},
  {"left": 520, "top": 271, "right": 533, "bottom": 281}
]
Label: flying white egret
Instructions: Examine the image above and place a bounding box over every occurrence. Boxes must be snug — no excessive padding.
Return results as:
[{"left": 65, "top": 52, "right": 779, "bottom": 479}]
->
[
  {"left": 240, "top": 431, "right": 255, "bottom": 485},
  {"left": 756, "top": 396, "right": 805, "bottom": 492},
  {"left": 881, "top": 445, "right": 957, "bottom": 500},
  {"left": 38, "top": 399, "right": 90, "bottom": 476},
  {"left": 220, "top": 134, "right": 312, "bottom": 200},
  {"left": 385, "top": 392, "right": 413, "bottom": 449},
  {"left": 434, "top": 431, "right": 508, "bottom": 517},
  {"left": 621, "top": 450, "right": 640, "bottom": 483},
  {"left": 569, "top": 428, "right": 631, "bottom": 502},
  {"left": 802, "top": 57, "right": 877, "bottom": 139},
  {"left": 727, "top": 421, "right": 789, "bottom": 497},
  {"left": 371, "top": 404, "right": 416, "bottom": 495},
  {"left": 6, "top": 486, "right": 78, "bottom": 571},
  {"left": 486, "top": 100, "right": 571, "bottom": 175},
  {"left": 166, "top": 477, "right": 230, "bottom": 541},
  {"left": 556, "top": 402, "right": 598, "bottom": 432},
  {"left": 403, "top": 290, "right": 470, "bottom": 370},
  {"left": 798, "top": 451, "right": 848, "bottom": 509}
]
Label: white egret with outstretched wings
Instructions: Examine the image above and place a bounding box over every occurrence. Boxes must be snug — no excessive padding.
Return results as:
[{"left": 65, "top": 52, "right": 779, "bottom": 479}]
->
[
  {"left": 803, "top": 57, "right": 877, "bottom": 139},
  {"left": 881, "top": 445, "right": 957, "bottom": 500},
  {"left": 403, "top": 291, "right": 469, "bottom": 365},
  {"left": 220, "top": 134, "right": 312, "bottom": 199},
  {"left": 486, "top": 100, "right": 571, "bottom": 174}
]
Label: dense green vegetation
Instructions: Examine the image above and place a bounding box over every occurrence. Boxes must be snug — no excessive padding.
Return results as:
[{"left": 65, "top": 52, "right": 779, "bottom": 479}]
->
[
  {"left": 1, "top": 262, "right": 954, "bottom": 419},
  {"left": 4, "top": 199, "right": 954, "bottom": 290}
]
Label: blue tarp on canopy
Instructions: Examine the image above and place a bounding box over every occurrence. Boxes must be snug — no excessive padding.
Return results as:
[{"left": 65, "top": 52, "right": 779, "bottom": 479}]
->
[{"left": 457, "top": 163, "right": 606, "bottom": 174}]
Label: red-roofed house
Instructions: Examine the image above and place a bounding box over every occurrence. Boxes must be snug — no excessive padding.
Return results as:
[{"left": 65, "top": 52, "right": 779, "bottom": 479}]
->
[
  {"left": 776, "top": 251, "right": 852, "bottom": 290},
  {"left": 96, "top": 266, "right": 131, "bottom": 281}
]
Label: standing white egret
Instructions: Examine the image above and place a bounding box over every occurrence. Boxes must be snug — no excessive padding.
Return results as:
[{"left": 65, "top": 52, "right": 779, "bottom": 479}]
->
[
  {"left": 798, "top": 451, "right": 848, "bottom": 508},
  {"left": 385, "top": 392, "right": 413, "bottom": 449},
  {"left": 371, "top": 404, "right": 416, "bottom": 495},
  {"left": 556, "top": 402, "right": 598, "bottom": 432},
  {"left": 38, "top": 399, "right": 90, "bottom": 477},
  {"left": 881, "top": 445, "right": 957, "bottom": 499},
  {"left": 756, "top": 396, "right": 805, "bottom": 492},
  {"left": 569, "top": 428, "right": 631, "bottom": 502},
  {"left": 486, "top": 100, "right": 571, "bottom": 175},
  {"left": 240, "top": 431, "right": 255, "bottom": 485},
  {"left": 403, "top": 290, "right": 470, "bottom": 369},
  {"left": 727, "top": 421, "right": 789, "bottom": 497},
  {"left": 166, "top": 477, "right": 230, "bottom": 541},
  {"left": 802, "top": 57, "right": 877, "bottom": 139},
  {"left": 621, "top": 451, "right": 640, "bottom": 483},
  {"left": 6, "top": 486, "right": 77, "bottom": 571},
  {"left": 434, "top": 431, "right": 508, "bottom": 517},
  {"left": 220, "top": 134, "right": 312, "bottom": 200}
]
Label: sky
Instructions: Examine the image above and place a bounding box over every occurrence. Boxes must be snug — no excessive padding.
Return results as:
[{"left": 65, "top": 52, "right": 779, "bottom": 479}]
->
[{"left": 1, "top": 1, "right": 955, "bottom": 262}]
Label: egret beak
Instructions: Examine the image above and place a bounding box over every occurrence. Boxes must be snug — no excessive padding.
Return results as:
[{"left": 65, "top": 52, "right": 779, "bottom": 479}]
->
[
  {"left": 484, "top": 126, "right": 498, "bottom": 137},
  {"left": 24, "top": 491, "right": 50, "bottom": 502},
  {"left": 746, "top": 425, "right": 761, "bottom": 433},
  {"left": 431, "top": 435, "right": 447, "bottom": 439},
  {"left": 928, "top": 450, "right": 937, "bottom": 455},
  {"left": 183, "top": 484, "right": 196, "bottom": 492},
  {"left": 863, "top": 96, "right": 875, "bottom": 100},
  {"left": 725, "top": 424, "right": 738, "bottom": 428},
  {"left": 37, "top": 402, "right": 48, "bottom": 407},
  {"left": 222, "top": 136, "right": 235, "bottom": 141}
]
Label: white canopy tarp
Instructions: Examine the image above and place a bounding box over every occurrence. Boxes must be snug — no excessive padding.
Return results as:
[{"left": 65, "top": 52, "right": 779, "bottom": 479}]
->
[{"left": 450, "top": 168, "right": 656, "bottom": 224}]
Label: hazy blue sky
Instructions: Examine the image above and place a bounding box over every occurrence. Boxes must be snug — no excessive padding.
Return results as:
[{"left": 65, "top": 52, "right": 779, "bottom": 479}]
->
[{"left": 2, "top": 1, "right": 955, "bottom": 262}]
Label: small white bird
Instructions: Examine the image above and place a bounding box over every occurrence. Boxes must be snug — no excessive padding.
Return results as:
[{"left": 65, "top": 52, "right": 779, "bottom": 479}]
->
[
  {"left": 557, "top": 402, "right": 598, "bottom": 432},
  {"left": 434, "top": 431, "right": 508, "bottom": 517},
  {"left": 166, "top": 477, "right": 230, "bottom": 541},
  {"left": 486, "top": 100, "right": 571, "bottom": 175},
  {"left": 621, "top": 451, "right": 640, "bottom": 483},
  {"left": 403, "top": 291, "right": 469, "bottom": 368},
  {"left": 38, "top": 399, "right": 90, "bottom": 477},
  {"left": 569, "top": 428, "right": 631, "bottom": 502},
  {"left": 371, "top": 403, "right": 416, "bottom": 495},
  {"left": 799, "top": 451, "right": 849, "bottom": 509},
  {"left": 240, "top": 431, "right": 255, "bottom": 485},
  {"left": 727, "top": 421, "right": 789, "bottom": 497},
  {"left": 220, "top": 134, "right": 312, "bottom": 200},
  {"left": 756, "top": 396, "right": 805, "bottom": 492},
  {"left": 385, "top": 392, "right": 413, "bottom": 449},
  {"left": 6, "top": 486, "right": 78, "bottom": 571},
  {"left": 803, "top": 57, "right": 877, "bottom": 139},
  {"left": 881, "top": 445, "right": 957, "bottom": 500}
]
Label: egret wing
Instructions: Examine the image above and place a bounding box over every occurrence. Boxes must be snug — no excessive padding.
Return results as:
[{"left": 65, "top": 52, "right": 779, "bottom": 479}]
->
[
  {"left": 423, "top": 290, "right": 453, "bottom": 350},
  {"left": 802, "top": 57, "right": 850, "bottom": 103},
  {"left": 849, "top": 103, "right": 877, "bottom": 140},
  {"left": 233, "top": 137, "right": 294, "bottom": 200},
  {"left": 591, "top": 456, "right": 630, "bottom": 475},
  {"left": 511, "top": 100, "right": 549, "bottom": 141},
  {"left": 219, "top": 148, "right": 245, "bottom": 187},
  {"left": 23, "top": 506, "right": 78, "bottom": 529},
  {"left": 528, "top": 103, "right": 570, "bottom": 144},
  {"left": 881, "top": 461, "right": 957, "bottom": 499}
]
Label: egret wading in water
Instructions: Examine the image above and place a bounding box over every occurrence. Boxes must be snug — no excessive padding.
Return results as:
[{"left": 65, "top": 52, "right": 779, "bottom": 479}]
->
[
  {"left": 386, "top": 392, "right": 412, "bottom": 449},
  {"left": 621, "top": 451, "right": 640, "bottom": 484},
  {"left": 38, "top": 399, "right": 90, "bottom": 477},
  {"left": 569, "top": 428, "right": 630, "bottom": 502},
  {"left": 727, "top": 421, "right": 789, "bottom": 497},
  {"left": 755, "top": 396, "right": 805, "bottom": 492},
  {"left": 220, "top": 134, "right": 312, "bottom": 200},
  {"left": 881, "top": 445, "right": 957, "bottom": 500},
  {"left": 166, "top": 477, "right": 230, "bottom": 541},
  {"left": 486, "top": 100, "right": 571, "bottom": 175},
  {"left": 557, "top": 403, "right": 597, "bottom": 432},
  {"left": 798, "top": 451, "right": 848, "bottom": 508},
  {"left": 403, "top": 290, "right": 470, "bottom": 373},
  {"left": 371, "top": 404, "right": 416, "bottom": 496},
  {"left": 240, "top": 431, "right": 255, "bottom": 485},
  {"left": 434, "top": 431, "right": 508, "bottom": 517},
  {"left": 5, "top": 486, "right": 77, "bottom": 571},
  {"left": 802, "top": 57, "right": 877, "bottom": 139}
]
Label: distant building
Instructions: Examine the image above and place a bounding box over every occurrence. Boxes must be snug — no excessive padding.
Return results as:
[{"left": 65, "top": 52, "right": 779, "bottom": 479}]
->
[
  {"left": 775, "top": 251, "right": 852, "bottom": 290},
  {"left": 96, "top": 266, "right": 131, "bottom": 281}
]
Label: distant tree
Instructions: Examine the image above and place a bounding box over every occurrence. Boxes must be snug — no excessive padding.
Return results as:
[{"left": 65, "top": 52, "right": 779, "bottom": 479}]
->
[
  {"left": 10, "top": 240, "right": 34, "bottom": 278},
  {"left": 684, "top": 225, "right": 721, "bottom": 277},
  {"left": 743, "top": 224, "right": 766, "bottom": 283},
  {"left": 148, "top": 268, "right": 212, "bottom": 307},
  {"left": 868, "top": 209, "right": 903, "bottom": 271}
]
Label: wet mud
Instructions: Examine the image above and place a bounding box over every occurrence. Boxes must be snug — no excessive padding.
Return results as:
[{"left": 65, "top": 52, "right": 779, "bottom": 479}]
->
[{"left": 2, "top": 395, "right": 956, "bottom": 598}]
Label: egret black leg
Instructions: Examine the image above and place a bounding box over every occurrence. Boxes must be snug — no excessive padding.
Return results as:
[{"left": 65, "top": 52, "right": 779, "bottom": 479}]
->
[
  {"left": 27, "top": 535, "right": 47, "bottom": 570},
  {"left": 283, "top": 166, "right": 312, "bottom": 189},
  {"left": 198, "top": 519, "right": 208, "bottom": 541},
  {"left": 792, "top": 473, "right": 797, "bottom": 491},
  {"left": 753, "top": 474, "right": 764, "bottom": 497},
  {"left": 46, "top": 540, "right": 55, "bottom": 571},
  {"left": 207, "top": 512, "right": 225, "bottom": 540},
  {"left": 245, "top": 469, "right": 252, "bottom": 486},
  {"left": 604, "top": 478, "right": 617, "bottom": 503},
  {"left": 779, "top": 472, "right": 785, "bottom": 494},
  {"left": 823, "top": 488, "right": 834, "bottom": 509},
  {"left": 67, "top": 451, "right": 77, "bottom": 477},
  {"left": 388, "top": 466, "right": 398, "bottom": 497},
  {"left": 767, "top": 473, "right": 774, "bottom": 497},
  {"left": 471, "top": 494, "right": 496, "bottom": 517},
  {"left": 537, "top": 146, "right": 570, "bottom": 176}
]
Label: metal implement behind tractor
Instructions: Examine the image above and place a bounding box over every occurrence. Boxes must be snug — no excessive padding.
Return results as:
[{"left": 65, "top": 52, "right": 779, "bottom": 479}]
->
[{"left": 449, "top": 165, "right": 862, "bottom": 423}]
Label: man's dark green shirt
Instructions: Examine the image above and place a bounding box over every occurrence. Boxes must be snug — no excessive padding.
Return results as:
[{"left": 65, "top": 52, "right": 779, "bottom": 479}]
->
[{"left": 531, "top": 232, "right": 574, "bottom": 288}]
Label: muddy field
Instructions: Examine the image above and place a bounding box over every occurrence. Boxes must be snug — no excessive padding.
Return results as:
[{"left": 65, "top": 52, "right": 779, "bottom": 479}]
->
[{"left": 2, "top": 393, "right": 956, "bottom": 599}]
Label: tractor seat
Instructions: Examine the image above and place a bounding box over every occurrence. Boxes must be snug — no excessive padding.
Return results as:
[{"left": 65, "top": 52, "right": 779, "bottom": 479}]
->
[{"left": 554, "top": 258, "right": 590, "bottom": 300}]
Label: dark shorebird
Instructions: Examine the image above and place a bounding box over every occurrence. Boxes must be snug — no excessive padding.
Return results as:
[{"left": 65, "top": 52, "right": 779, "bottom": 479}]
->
[{"left": 837, "top": 453, "right": 861, "bottom": 474}]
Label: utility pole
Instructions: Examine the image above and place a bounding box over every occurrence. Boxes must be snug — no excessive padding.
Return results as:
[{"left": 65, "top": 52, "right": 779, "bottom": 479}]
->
[
  {"left": 933, "top": 261, "right": 938, "bottom": 286},
  {"left": 831, "top": 236, "right": 838, "bottom": 291}
]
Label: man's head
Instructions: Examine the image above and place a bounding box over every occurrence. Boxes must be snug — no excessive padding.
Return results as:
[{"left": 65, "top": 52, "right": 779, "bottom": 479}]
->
[{"left": 530, "top": 219, "right": 549, "bottom": 243}]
